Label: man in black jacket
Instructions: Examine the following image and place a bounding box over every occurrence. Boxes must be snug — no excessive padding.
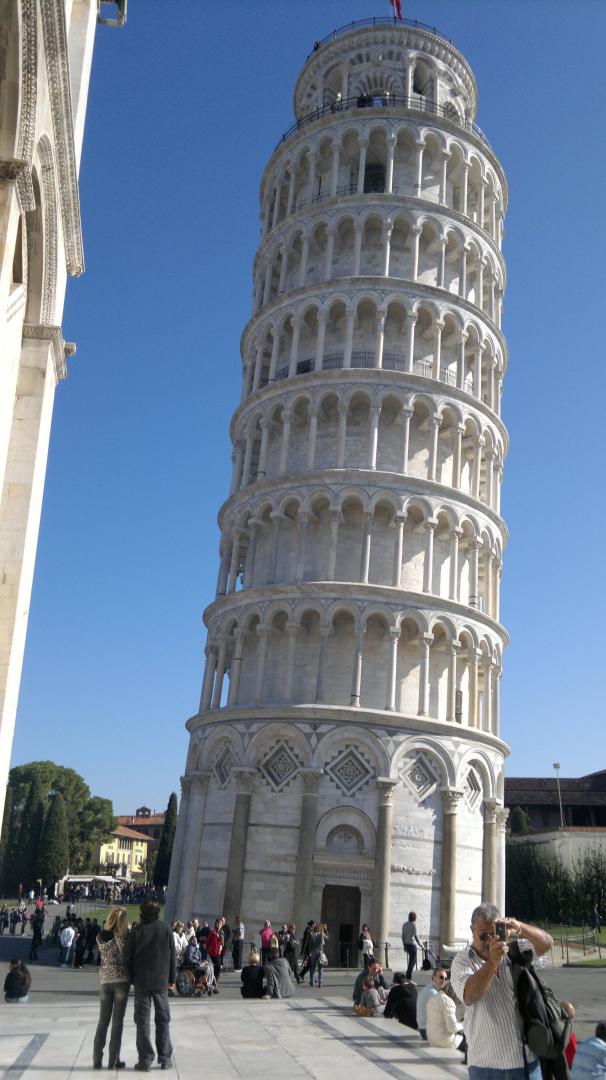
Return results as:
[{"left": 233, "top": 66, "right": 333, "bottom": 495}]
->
[{"left": 124, "top": 901, "right": 176, "bottom": 1072}]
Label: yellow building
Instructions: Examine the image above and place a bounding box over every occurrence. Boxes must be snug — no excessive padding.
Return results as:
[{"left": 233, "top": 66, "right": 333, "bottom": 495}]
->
[{"left": 97, "top": 825, "right": 149, "bottom": 880}]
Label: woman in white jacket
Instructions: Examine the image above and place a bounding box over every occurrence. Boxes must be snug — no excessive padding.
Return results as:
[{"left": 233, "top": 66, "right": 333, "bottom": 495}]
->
[
  {"left": 426, "top": 988, "right": 466, "bottom": 1055},
  {"left": 172, "top": 921, "right": 188, "bottom": 963}
]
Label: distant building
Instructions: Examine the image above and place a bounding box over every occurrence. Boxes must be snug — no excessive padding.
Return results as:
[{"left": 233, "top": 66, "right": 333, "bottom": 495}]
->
[
  {"left": 118, "top": 812, "right": 165, "bottom": 847},
  {"left": 97, "top": 825, "right": 149, "bottom": 880},
  {"left": 505, "top": 770, "right": 606, "bottom": 831}
]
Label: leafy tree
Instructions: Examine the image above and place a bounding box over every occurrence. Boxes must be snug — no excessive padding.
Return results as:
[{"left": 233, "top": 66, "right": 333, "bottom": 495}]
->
[
  {"left": 143, "top": 849, "right": 158, "bottom": 885},
  {"left": 6, "top": 761, "right": 115, "bottom": 871},
  {"left": 510, "top": 806, "right": 531, "bottom": 835},
  {"left": 18, "top": 777, "right": 46, "bottom": 889},
  {"left": 0, "top": 786, "right": 16, "bottom": 894},
  {"left": 153, "top": 793, "right": 177, "bottom": 888},
  {"left": 37, "top": 793, "right": 69, "bottom": 892}
]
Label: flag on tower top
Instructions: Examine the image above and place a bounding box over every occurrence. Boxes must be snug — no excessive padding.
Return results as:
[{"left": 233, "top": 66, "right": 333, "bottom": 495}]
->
[{"left": 389, "top": 0, "right": 403, "bottom": 19}]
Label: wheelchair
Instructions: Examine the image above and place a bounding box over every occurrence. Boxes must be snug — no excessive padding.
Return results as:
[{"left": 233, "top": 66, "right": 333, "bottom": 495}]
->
[{"left": 175, "top": 966, "right": 209, "bottom": 997}]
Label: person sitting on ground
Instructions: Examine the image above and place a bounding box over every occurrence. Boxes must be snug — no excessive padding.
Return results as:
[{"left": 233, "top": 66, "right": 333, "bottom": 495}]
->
[
  {"left": 426, "top": 974, "right": 466, "bottom": 1055},
  {"left": 4, "top": 958, "right": 31, "bottom": 1003},
  {"left": 361, "top": 975, "right": 383, "bottom": 1016},
  {"left": 353, "top": 959, "right": 388, "bottom": 1005},
  {"left": 384, "top": 971, "right": 418, "bottom": 1028},
  {"left": 263, "top": 946, "right": 296, "bottom": 999},
  {"left": 416, "top": 967, "right": 447, "bottom": 1039},
  {"left": 240, "top": 950, "right": 265, "bottom": 999},
  {"left": 571, "top": 1021, "right": 606, "bottom": 1077}
]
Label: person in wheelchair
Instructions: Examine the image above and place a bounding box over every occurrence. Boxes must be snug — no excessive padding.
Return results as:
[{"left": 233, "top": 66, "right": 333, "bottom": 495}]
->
[{"left": 177, "top": 940, "right": 216, "bottom": 998}]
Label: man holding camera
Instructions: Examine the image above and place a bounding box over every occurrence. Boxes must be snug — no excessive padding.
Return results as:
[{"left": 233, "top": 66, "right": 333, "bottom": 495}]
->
[{"left": 450, "top": 902, "right": 553, "bottom": 1080}]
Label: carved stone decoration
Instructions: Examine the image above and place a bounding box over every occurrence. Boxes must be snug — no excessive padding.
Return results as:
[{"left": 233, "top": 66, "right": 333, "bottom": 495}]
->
[
  {"left": 483, "top": 797, "right": 499, "bottom": 824},
  {"left": 22, "top": 322, "right": 70, "bottom": 382},
  {"left": 440, "top": 788, "right": 465, "bottom": 814},
  {"left": 40, "top": 0, "right": 84, "bottom": 275},
  {"left": 495, "top": 806, "right": 510, "bottom": 830},
  {"left": 391, "top": 863, "right": 437, "bottom": 877},
  {"left": 0, "top": 159, "right": 29, "bottom": 182},
  {"left": 37, "top": 136, "right": 58, "bottom": 324},
  {"left": 326, "top": 745, "right": 373, "bottom": 795},
  {"left": 401, "top": 753, "right": 439, "bottom": 803},
  {"left": 213, "top": 745, "right": 236, "bottom": 788},
  {"left": 15, "top": 0, "right": 37, "bottom": 211},
  {"left": 259, "top": 740, "right": 301, "bottom": 791}
]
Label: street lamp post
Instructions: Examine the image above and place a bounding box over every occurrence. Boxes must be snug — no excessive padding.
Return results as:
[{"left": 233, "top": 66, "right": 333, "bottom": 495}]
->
[{"left": 553, "top": 762, "right": 565, "bottom": 828}]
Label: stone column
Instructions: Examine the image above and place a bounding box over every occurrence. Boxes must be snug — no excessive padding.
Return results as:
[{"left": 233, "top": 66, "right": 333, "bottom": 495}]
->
[
  {"left": 449, "top": 528, "right": 462, "bottom": 600},
  {"left": 326, "top": 510, "right": 341, "bottom": 578},
  {"left": 359, "top": 512, "right": 373, "bottom": 584},
  {"left": 308, "top": 153, "right": 318, "bottom": 204},
  {"left": 423, "top": 519, "right": 436, "bottom": 593},
  {"left": 350, "top": 624, "right": 365, "bottom": 706},
  {"left": 211, "top": 640, "right": 227, "bottom": 708},
  {"left": 286, "top": 166, "right": 297, "bottom": 216},
  {"left": 414, "top": 141, "right": 425, "bottom": 195},
  {"left": 418, "top": 633, "right": 433, "bottom": 715},
  {"left": 401, "top": 408, "right": 412, "bottom": 471},
  {"left": 368, "top": 405, "right": 381, "bottom": 468},
  {"left": 263, "top": 263, "right": 272, "bottom": 305},
  {"left": 177, "top": 771, "right": 212, "bottom": 920},
  {"left": 253, "top": 625, "right": 271, "bottom": 702},
  {"left": 227, "top": 630, "right": 245, "bottom": 705},
  {"left": 294, "top": 512, "right": 310, "bottom": 581},
  {"left": 382, "top": 224, "right": 392, "bottom": 278},
  {"left": 453, "top": 424, "right": 464, "bottom": 488},
  {"left": 353, "top": 222, "right": 363, "bottom": 276},
  {"left": 199, "top": 645, "right": 216, "bottom": 711},
  {"left": 230, "top": 444, "right": 243, "bottom": 494},
  {"left": 438, "top": 238, "right": 447, "bottom": 289},
  {"left": 315, "top": 623, "right": 332, "bottom": 703},
  {"left": 456, "top": 332, "right": 467, "bottom": 390},
  {"left": 375, "top": 311, "right": 387, "bottom": 369},
  {"left": 223, "top": 768, "right": 257, "bottom": 919},
  {"left": 288, "top": 318, "right": 301, "bottom": 378},
  {"left": 315, "top": 313, "right": 327, "bottom": 372},
  {"left": 469, "top": 539, "right": 480, "bottom": 607},
  {"left": 336, "top": 404, "right": 348, "bottom": 466},
  {"left": 439, "top": 151, "right": 450, "bottom": 204},
  {"left": 446, "top": 642, "right": 461, "bottom": 722},
  {"left": 324, "top": 225, "right": 335, "bottom": 280},
  {"left": 283, "top": 622, "right": 299, "bottom": 700},
  {"left": 385, "top": 628, "right": 400, "bottom": 711},
  {"left": 392, "top": 513, "right": 406, "bottom": 587},
  {"left": 468, "top": 648, "right": 480, "bottom": 727},
  {"left": 482, "top": 798, "right": 498, "bottom": 905},
  {"left": 278, "top": 246, "right": 288, "bottom": 293},
  {"left": 268, "top": 333, "right": 280, "bottom": 383},
  {"left": 411, "top": 227, "right": 421, "bottom": 282},
  {"left": 482, "top": 659, "right": 493, "bottom": 732},
  {"left": 257, "top": 420, "right": 270, "bottom": 479},
  {"left": 272, "top": 179, "right": 282, "bottom": 228},
  {"left": 299, "top": 234, "right": 310, "bottom": 286},
  {"left": 461, "top": 161, "right": 469, "bottom": 216},
  {"left": 459, "top": 244, "right": 468, "bottom": 299},
  {"left": 474, "top": 347, "right": 482, "bottom": 400},
  {"left": 330, "top": 142, "right": 341, "bottom": 197},
  {"left": 386, "top": 137, "right": 396, "bottom": 194},
  {"left": 439, "top": 789, "right": 464, "bottom": 947},
  {"left": 269, "top": 511, "right": 284, "bottom": 582},
  {"left": 278, "top": 410, "right": 292, "bottom": 475},
  {"left": 293, "top": 770, "right": 323, "bottom": 930},
  {"left": 496, "top": 807, "right": 509, "bottom": 914},
  {"left": 164, "top": 774, "right": 193, "bottom": 924},
  {"left": 472, "top": 438, "right": 483, "bottom": 498},
  {"left": 215, "top": 542, "right": 230, "bottom": 597},
  {"left": 432, "top": 320, "right": 443, "bottom": 380},
  {"left": 372, "top": 779, "right": 398, "bottom": 952},
  {"left": 428, "top": 417, "right": 440, "bottom": 481},
  {"left": 307, "top": 407, "right": 318, "bottom": 470},
  {"left": 227, "top": 530, "right": 241, "bottom": 593},
  {"left": 357, "top": 141, "right": 368, "bottom": 194},
  {"left": 241, "top": 435, "right": 254, "bottom": 488},
  {"left": 343, "top": 311, "right": 355, "bottom": 368}
]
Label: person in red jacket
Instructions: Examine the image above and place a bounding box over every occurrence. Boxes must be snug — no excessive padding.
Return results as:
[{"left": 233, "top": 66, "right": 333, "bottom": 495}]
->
[{"left": 205, "top": 920, "right": 224, "bottom": 991}]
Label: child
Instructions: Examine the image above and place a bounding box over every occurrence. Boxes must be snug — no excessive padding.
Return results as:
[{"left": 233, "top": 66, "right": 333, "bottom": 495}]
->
[{"left": 361, "top": 975, "right": 383, "bottom": 1017}]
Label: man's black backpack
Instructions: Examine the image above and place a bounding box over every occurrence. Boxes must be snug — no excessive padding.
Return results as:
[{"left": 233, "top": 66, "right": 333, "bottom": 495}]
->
[{"left": 508, "top": 940, "right": 571, "bottom": 1066}]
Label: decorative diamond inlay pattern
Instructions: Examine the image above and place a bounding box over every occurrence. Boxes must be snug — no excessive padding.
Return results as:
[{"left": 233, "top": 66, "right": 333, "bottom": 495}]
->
[
  {"left": 326, "top": 746, "right": 373, "bottom": 795},
  {"left": 464, "top": 768, "right": 482, "bottom": 810},
  {"left": 259, "top": 742, "right": 301, "bottom": 791},
  {"left": 402, "top": 755, "right": 438, "bottom": 803},
  {"left": 214, "top": 746, "right": 235, "bottom": 788}
]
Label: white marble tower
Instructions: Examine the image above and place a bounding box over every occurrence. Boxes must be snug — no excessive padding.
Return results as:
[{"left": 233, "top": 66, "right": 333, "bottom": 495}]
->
[{"left": 167, "top": 17, "right": 510, "bottom": 959}]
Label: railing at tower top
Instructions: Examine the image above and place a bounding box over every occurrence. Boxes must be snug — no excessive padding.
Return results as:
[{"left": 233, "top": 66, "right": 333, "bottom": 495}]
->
[
  {"left": 305, "top": 17, "right": 454, "bottom": 61},
  {"left": 277, "top": 92, "right": 490, "bottom": 153},
  {"left": 273, "top": 353, "right": 474, "bottom": 394}
]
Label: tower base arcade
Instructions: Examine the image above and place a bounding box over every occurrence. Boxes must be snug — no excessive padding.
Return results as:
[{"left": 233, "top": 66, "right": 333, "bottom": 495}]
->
[{"left": 166, "top": 707, "right": 508, "bottom": 954}]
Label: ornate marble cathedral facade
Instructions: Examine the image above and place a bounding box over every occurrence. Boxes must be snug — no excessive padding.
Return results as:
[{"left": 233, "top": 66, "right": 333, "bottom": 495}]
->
[
  {"left": 167, "top": 17, "right": 510, "bottom": 957},
  {"left": 0, "top": 0, "right": 125, "bottom": 830}
]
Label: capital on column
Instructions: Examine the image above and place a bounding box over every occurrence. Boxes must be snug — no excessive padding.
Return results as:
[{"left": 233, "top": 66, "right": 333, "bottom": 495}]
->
[
  {"left": 440, "top": 788, "right": 464, "bottom": 813},
  {"left": 231, "top": 767, "right": 256, "bottom": 795},
  {"left": 300, "top": 768, "right": 323, "bottom": 794},
  {"left": 376, "top": 777, "right": 398, "bottom": 804},
  {"left": 483, "top": 797, "right": 499, "bottom": 825}
]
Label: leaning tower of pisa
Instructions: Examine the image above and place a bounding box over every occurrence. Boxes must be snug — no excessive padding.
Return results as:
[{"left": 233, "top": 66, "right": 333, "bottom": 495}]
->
[{"left": 167, "top": 17, "right": 510, "bottom": 958}]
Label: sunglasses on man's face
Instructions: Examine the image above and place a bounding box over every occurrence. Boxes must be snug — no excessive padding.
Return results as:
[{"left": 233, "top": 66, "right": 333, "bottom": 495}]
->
[
  {"left": 435, "top": 974, "right": 448, "bottom": 980},
  {"left": 477, "top": 931, "right": 495, "bottom": 942}
]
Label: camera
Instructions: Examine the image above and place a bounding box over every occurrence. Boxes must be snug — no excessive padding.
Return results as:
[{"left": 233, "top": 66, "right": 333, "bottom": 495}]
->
[{"left": 495, "top": 922, "right": 506, "bottom": 941}]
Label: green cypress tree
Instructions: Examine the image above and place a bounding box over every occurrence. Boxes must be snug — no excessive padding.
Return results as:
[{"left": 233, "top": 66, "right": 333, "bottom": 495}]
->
[
  {"left": 18, "top": 778, "right": 46, "bottom": 889},
  {"left": 153, "top": 793, "right": 178, "bottom": 888},
  {"left": 0, "top": 787, "right": 14, "bottom": 894},
  {"left": 0, "top": 789, "right": 21, "bottom": 897},
  {"left": 37, "top": 793, "right": 69, "bottom": 893}
]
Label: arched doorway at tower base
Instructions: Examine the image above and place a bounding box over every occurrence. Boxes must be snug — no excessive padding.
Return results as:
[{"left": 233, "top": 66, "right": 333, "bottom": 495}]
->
[{"left": 320, "top": 884, "right": 361, "bottom": 967}]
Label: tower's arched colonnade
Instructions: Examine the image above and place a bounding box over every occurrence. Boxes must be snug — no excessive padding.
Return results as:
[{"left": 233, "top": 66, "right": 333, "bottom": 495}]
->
[{"left": 167, "top": 19, "right": 511, "bottom": 955}]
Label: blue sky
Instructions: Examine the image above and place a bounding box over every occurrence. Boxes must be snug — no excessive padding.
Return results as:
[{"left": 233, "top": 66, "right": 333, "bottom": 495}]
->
[{"left": 12, "top": 0, "right": 606, "bottom": 813}]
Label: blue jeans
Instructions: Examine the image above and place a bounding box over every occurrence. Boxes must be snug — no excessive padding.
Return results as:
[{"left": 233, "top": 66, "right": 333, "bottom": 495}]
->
[
  {"left": 309, "top": 957, "right": 323, "bottom": 987},
  {"left": 468, "top": 1064, "right": 540, "bottom": 1080}
]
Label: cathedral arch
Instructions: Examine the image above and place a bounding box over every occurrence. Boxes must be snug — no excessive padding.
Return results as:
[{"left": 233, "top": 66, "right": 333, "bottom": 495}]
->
[{"left": 316, "top": 807, "right": 377, "bottom": 857}]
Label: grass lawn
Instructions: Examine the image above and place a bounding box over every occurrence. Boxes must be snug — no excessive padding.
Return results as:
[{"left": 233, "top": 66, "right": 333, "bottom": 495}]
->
[
  {"left": 74, "top": 903, "right": 165, "bottom": 926},
  {"left": 563, "top": 958, "right": 606, "bottom": 968},
  {"left": 545, "top": 924, "right": 606, "bottom": 946}
]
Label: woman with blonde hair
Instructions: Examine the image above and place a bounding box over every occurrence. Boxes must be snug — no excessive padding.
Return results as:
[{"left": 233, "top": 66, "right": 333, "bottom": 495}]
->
[
  {"left": 93, "top": 907, "right": 130, "bottom": 1070},
  {"left": 240, "top": 949, "right": 265, "bottom": 998}
]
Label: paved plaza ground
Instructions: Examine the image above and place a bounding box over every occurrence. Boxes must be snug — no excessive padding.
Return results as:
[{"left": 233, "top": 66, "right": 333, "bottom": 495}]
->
[{"left": 0, "top": 926, "right": 604, "bottom": 1079}]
